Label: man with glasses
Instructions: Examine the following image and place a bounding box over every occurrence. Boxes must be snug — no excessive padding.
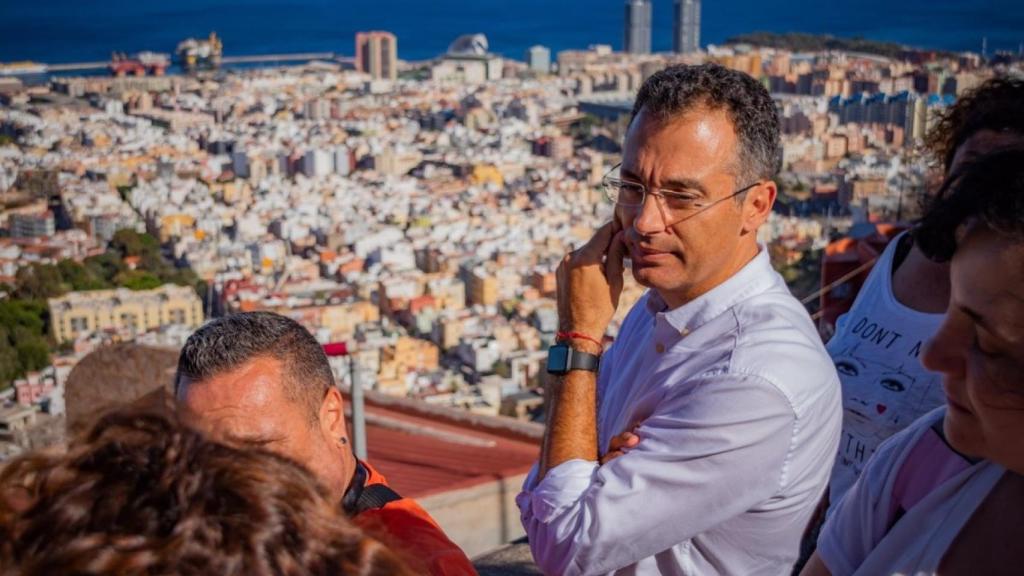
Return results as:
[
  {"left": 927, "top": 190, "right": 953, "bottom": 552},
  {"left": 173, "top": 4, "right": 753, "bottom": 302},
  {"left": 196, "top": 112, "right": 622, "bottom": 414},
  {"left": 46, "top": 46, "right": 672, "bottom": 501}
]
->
[{"left": 517, "top": 64, "right": 842, "bottom": 575}]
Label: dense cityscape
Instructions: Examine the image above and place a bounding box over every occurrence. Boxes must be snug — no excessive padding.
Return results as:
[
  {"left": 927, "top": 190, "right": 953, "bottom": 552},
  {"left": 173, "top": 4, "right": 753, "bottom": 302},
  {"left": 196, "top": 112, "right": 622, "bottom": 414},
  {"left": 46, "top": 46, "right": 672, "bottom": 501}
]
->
[{"left": 0, "top": 1, "right": 1021, "bottom": 472}]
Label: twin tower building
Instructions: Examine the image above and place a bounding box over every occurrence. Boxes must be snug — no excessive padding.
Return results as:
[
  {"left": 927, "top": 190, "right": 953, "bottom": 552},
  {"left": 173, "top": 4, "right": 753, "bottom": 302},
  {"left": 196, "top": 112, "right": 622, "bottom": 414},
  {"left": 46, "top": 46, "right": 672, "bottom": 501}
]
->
[{"left": 625, "top": 0, "right": 701, "bottom": 55}]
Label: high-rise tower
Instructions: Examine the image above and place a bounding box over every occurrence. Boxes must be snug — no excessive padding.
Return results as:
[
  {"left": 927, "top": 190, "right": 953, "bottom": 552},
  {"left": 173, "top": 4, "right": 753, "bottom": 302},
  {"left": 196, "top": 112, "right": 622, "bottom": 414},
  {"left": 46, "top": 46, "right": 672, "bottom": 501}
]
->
[
  {"left": 355, "top": 31, "right": 398, "bottom": 81},
  {"left": 624, "top": 0, "right": 652, "bottom": 55},
  {"left": 673, "top": 0, "right": 701, "bottom": 53}
]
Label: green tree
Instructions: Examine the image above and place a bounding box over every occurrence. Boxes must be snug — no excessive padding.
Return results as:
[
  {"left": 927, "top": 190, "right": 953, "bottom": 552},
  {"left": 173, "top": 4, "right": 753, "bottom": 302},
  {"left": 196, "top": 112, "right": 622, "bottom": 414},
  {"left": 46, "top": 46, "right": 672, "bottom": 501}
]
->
[
  {"left": 14, "top": 263, "right": 68, "bottom": 300},
  {"left": 110, "top": 229, "right": 160, "bottom": 259},
  {"left": 14, "top": 329, "right": 49, "bottom": 373},
  {"left": 114, "top": 270, "right": 163, "bottom": 291},
  {"left": 84, "top": 252, "right": 127, "bottom": 284},
  {"left": 0, "top": 327, "right": 20, "bottom": 388},
  {"left": 162, "top": 267, "right": 200, "bottom": 288},
  {"left": 57, "top": 259, "right": 110, "bottom": 291},
  {"left": 141, "top": 251, "right": 172, "bottom": 276},
  {"left": 0, "top": 301, "right": 51, "bottom": 388},
  {"left": 0, "top": 300, "right": 46, "bottom": 335}
]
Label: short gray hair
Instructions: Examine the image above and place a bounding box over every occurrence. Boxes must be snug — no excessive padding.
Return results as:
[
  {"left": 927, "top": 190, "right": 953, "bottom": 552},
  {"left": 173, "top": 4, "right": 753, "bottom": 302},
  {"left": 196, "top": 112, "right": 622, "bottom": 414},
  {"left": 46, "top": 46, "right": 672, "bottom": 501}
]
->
[
  {"left": 631, "top": 63, "right": 783, "bottom": 185},
  {"left": 175, "top": 312, "right": 334, "bottom": 420}
]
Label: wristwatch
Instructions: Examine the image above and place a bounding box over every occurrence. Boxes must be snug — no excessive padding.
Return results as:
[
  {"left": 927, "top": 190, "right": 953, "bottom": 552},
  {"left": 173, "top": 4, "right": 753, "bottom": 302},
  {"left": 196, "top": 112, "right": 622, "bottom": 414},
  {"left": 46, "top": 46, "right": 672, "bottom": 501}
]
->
[{"left": 546, "top": 343, "right": 601, "bottom": 375}]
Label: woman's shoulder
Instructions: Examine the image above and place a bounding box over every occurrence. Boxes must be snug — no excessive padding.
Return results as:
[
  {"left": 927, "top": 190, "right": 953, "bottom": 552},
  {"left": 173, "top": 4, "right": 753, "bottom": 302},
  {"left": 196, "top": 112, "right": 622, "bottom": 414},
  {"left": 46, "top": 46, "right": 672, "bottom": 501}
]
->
[{"left": 864, "top": 407, "right": 948, "bottom": 483}]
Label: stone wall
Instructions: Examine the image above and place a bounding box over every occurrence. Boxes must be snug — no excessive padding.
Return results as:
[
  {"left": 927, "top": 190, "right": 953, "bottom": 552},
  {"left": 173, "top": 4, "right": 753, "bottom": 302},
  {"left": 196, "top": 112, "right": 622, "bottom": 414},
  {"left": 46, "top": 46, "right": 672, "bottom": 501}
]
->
[{"left": 421, "top": 472, "right": 528, "bottom": 559}]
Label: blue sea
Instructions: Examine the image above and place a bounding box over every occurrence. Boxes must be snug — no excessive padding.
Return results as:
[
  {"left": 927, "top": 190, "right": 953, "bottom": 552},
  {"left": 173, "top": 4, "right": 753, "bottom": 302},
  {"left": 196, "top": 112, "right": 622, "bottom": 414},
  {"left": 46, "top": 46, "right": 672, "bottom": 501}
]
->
[{"left": 0, "top": 0, "right": 1020, "bottom": 64}]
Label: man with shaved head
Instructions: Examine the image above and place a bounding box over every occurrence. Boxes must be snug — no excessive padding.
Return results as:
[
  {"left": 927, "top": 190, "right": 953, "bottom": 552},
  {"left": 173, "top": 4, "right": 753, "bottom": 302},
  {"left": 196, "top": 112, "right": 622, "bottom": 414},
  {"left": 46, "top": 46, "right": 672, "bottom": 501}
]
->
[{"left": 175, "top": 311, "right": 476, "bottom": 576}]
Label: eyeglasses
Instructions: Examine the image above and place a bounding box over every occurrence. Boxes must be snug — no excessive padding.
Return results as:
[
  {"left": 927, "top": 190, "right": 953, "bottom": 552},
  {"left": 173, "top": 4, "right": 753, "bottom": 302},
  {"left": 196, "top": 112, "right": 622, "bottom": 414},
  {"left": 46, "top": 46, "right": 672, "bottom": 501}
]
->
[{"left": 601, "top": 163, "right": 761, "bottom": 228}]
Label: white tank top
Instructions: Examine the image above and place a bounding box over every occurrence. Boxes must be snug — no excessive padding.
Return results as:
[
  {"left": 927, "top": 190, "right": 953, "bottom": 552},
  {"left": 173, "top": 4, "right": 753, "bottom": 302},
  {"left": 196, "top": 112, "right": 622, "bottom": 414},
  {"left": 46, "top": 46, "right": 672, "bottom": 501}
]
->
[{"left": 825, "top": 230, "right": 946, "bottom": 504}]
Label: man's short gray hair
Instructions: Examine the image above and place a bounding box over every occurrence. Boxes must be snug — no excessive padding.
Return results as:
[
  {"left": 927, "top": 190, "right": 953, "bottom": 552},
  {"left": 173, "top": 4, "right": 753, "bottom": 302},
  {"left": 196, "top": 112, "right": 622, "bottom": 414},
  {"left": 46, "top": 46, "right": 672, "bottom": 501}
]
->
[
  {"left": 175, "top": 312, "right": 334, "bottom": 420},
  {"left": 630, "top": 63, "right": 783, "bottom": 185}
]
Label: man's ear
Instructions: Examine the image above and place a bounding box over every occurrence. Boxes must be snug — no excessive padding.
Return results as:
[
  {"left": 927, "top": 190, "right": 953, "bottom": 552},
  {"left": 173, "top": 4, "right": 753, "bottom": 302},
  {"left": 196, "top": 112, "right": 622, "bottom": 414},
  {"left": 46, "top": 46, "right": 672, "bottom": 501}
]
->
[
  {"left": 319, "top": 387, "right": 348, "bottom": 440},
  {"left": 742, "top": 180, "right": 777, "bottom": 235}
]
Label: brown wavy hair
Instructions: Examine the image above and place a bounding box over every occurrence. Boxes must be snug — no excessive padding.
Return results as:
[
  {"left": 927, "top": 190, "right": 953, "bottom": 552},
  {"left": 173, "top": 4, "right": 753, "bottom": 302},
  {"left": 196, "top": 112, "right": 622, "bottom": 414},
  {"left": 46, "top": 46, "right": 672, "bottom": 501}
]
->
[
  {"left": 916, "top": 148, "right": 1024, "bottom": 262},
  {"left": 924, "top": 76, "right": 1024, "bottom": 172},
  {"left": 0, "top": 405, "right": 413, "bottom": 576}
]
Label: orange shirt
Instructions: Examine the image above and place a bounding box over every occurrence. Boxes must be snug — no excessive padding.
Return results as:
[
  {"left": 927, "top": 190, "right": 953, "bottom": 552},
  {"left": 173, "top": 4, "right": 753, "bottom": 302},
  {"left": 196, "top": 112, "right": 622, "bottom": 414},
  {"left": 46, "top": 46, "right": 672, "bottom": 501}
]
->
[{"left": 351, "top": 461, "right": 477, "bottom": 576}]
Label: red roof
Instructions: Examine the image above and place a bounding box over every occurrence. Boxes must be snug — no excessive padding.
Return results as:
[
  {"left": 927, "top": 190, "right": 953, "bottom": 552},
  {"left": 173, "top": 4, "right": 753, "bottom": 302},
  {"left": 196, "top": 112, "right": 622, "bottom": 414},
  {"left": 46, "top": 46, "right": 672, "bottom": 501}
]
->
[
  {"left": 409, "top": 295, "right": 436, "bottom": 314},
  {"left": 354, "top": 395, "right": 541, "bottom": 499}
]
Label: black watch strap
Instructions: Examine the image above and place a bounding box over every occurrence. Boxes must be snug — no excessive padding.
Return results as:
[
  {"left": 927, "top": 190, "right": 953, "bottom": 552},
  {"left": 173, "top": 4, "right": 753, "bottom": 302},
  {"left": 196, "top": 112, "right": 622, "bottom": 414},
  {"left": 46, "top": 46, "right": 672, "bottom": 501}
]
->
[
  {"left": 568, "top": 349, "right": 600, "bottom": 372},
  {"left": 547, "top": 343, "right": 601, "bottom": 375}
]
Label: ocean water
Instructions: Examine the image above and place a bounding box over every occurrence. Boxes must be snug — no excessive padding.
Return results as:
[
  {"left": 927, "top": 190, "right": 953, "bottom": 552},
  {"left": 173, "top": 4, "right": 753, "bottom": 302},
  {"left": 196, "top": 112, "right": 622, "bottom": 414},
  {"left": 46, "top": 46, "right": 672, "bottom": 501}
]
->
[{"left": 0, "top": 0, "right": 1020, "bottom": 64}]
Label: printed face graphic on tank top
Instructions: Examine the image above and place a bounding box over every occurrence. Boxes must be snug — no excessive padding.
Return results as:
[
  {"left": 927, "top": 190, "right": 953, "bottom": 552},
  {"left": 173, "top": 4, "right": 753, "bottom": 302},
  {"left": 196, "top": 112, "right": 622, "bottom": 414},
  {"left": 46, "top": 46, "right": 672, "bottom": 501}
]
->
[{"left": 833, "top": 343, "right": 935, "bottom": 430}]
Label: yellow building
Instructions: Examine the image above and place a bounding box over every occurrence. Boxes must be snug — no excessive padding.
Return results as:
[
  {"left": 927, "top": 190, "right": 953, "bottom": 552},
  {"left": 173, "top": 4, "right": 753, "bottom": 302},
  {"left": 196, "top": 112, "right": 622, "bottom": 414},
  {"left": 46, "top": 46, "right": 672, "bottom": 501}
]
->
[
  {"left": 158, "top": 214, "right": 196, "bottom": 242},
  {"left": 469, "top": 164, "right": 504, "bottom": 187},
  {"left": 715, "top": 53, "right": 763, "bottom": 78},
  {"left": 48, "top": 285, "right": 204, "bottom": 343},
  {"left": 376, "top": 336, "right": 441, "bottom": 396},
  {"left": 276, "top": 301, "right": 379, "bottom": 343},
  {"left": 373, "top": 149, "right": 423, "bottom": 176},
  {"left": 391, "top": 336, "right": 440, "bottom": 372},
  {"left": 209, "top": 180, "right": 250, "bottom": 204},
  {"left": 319, "top": 301, "right": 380, "bottom": 341},
  {"left": 438, "top": 317, "right": 464, "bottom": 351},
  {"left": 469, "top": 269, "right": 499, "bottom": 307}
]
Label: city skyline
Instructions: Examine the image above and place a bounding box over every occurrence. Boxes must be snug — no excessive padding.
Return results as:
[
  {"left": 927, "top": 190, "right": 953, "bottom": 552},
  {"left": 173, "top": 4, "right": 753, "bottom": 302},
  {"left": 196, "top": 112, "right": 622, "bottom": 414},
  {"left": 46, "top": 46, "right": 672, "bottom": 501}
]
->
[
  {"left": 1, "top": 7, "right": 1019, "bottom": 562},
  {"left": 1, "top": 31, "right": 1004, "bottom": 399},
  {"left": 0, "top": 0, "right": 1019, "bottom": 65}
]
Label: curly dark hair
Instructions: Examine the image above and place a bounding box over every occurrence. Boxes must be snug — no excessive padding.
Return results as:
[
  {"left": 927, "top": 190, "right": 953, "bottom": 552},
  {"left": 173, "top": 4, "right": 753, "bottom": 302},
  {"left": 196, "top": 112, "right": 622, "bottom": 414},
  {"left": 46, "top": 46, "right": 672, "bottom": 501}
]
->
[
  {"left": 916, "top": 148, "right": 1024, "bottom": 262},
  {"left": 0, "top": 404, "right": 412, "bottom": 576},
  {"left": 924, "top": 76, "right": 1024, "bottom": 172},
  {"left": 630, "top": 63, "right": 783, "bottom": 184}
]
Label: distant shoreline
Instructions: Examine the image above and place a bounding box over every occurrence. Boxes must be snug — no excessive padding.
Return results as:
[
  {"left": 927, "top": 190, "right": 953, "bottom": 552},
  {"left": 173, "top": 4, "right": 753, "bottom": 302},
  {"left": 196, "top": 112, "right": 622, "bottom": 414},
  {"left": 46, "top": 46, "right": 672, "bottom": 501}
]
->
[
  {"left": 1, "top": 30, "right": 969, "bottom": 83},
  {"left": 1, "top": 0, "right": 1014, "bottom": 65},
  {"left": 724, "top": 32, "right": 959, "bottom": 59}
]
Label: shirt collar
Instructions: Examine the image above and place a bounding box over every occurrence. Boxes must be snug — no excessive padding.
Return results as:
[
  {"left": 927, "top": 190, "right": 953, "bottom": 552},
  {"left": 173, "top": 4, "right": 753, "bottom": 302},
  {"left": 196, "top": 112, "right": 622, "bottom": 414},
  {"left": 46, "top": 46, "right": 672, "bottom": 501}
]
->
[
  {"left": 645, "top": 247, "right": 777, "bottom": 336},
  {"left": 341, "top": 459, "right": 369, "bottom": 516}
]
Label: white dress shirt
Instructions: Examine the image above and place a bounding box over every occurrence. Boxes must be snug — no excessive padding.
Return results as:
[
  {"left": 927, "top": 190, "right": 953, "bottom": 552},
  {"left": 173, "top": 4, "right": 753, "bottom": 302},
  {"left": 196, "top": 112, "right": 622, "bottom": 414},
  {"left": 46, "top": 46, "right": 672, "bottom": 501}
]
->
[{"left": 517, "top": 248, "right": 842, "bottom": 575}]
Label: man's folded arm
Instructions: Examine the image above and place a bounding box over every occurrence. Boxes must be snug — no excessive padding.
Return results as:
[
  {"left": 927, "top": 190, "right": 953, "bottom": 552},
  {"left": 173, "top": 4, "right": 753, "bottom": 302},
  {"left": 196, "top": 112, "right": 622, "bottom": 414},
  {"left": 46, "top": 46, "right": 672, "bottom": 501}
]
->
[{"left": 517, "top": 374, "right": 795, "bottom": 575}]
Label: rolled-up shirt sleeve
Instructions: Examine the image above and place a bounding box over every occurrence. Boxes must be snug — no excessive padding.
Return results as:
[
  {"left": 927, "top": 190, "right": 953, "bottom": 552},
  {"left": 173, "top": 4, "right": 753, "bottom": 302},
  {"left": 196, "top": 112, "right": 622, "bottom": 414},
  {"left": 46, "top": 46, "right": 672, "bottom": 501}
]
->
[{"left": 517, "top": 374, "right": 796, "bottom": 576}]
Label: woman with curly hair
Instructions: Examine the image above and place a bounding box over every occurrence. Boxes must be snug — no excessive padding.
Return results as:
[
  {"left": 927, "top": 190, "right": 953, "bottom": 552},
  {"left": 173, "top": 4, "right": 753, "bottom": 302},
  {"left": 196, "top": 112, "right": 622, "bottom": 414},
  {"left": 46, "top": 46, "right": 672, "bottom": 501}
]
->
[
  {"left": 803, "top": 147, "right": 1024, "bottom": 575},
  {"left": 0, "top": 402, "right": 414, "bottom": 576},
  {"left": 824, "top": 77, "right": 1024, "bottom": 507}
]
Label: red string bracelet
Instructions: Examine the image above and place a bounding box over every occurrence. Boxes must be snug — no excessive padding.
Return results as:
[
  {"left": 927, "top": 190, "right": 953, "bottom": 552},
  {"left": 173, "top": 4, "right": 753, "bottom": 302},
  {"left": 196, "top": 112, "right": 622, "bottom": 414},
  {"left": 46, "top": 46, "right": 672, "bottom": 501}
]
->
[{"left": 556, "top": 331, "right": 603, "bottom": 347}]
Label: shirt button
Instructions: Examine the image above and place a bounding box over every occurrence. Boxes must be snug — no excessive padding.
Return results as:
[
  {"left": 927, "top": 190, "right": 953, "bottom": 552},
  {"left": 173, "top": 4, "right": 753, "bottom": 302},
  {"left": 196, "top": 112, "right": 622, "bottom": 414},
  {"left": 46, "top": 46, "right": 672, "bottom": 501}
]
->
[
  {"left": 680, "top": 328, "right": 691, "bottom": 337},
  {"left": 655, "top": 343, "right": 665, "bottom": 353}
]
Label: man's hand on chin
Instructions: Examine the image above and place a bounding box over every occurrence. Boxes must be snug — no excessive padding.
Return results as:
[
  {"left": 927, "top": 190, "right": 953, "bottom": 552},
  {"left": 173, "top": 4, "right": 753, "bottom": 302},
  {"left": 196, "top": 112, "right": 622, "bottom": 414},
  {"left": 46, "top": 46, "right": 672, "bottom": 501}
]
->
[
  {"left": 557, "top": 220, "right": 628, "bottom": 352},
  {"left": 539, "top": 220, "right": 628, "bottom": 479}
]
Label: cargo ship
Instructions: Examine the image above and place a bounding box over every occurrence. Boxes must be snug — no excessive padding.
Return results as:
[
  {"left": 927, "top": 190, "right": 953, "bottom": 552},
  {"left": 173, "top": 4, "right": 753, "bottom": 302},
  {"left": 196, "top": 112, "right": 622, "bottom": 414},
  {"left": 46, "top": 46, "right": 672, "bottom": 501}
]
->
[
  {"left": 0, "top": 61, "right": 48, "bottom": 76},
  {"left": 176, "top": 32, "right": 222, "bottom": 71},
  {"left": 109, "top": 51, "right": 170, "bottom": 76}
]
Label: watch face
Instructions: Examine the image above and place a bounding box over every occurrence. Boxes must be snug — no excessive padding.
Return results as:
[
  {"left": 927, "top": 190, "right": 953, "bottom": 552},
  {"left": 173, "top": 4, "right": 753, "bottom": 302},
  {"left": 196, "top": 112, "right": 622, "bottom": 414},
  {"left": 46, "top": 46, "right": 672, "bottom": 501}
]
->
[{"left": 547, "top": 344, "right": 570, "bottom": 373}]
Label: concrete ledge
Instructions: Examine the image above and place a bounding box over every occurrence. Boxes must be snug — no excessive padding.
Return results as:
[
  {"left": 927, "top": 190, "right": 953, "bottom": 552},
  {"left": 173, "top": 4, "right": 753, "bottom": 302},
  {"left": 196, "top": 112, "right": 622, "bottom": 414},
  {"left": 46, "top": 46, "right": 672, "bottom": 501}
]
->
[
  {"left": 420, "top": 472, "right": 527, "bottom": 558},
  {"left": 474, "top": 540, "right": 540, "bottom": 576},
  {"left": 348, "top": 388, "right": 545, "bottom": 443}
]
